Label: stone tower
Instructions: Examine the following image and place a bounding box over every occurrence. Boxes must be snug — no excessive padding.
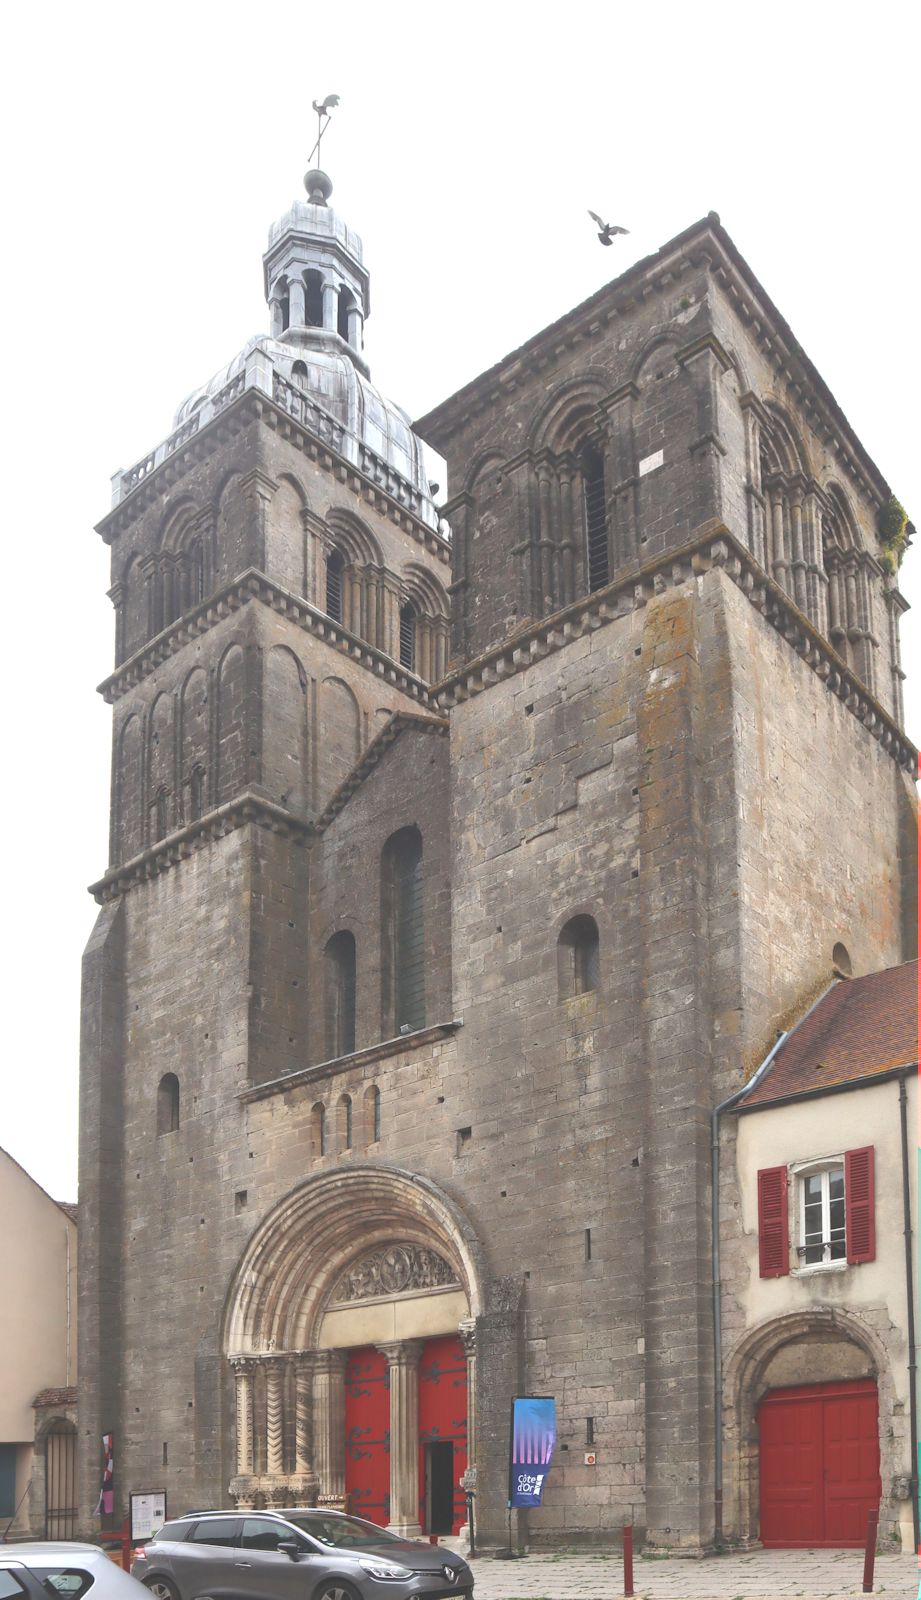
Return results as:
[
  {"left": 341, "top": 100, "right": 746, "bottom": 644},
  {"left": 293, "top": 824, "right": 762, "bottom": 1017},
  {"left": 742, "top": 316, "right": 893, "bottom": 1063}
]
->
[{"left": 79, "top": 184, "right": 916, "bottom": 1551}]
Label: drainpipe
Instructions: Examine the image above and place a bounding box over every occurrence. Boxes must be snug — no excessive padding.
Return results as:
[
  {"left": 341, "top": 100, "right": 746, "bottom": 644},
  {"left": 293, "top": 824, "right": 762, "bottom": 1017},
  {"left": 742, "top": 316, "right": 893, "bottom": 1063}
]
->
[
  {"left": 710, "top": 982, "right": 837, "bottom": 1545},
  {"left": 897, "top": 1073, "right": 919, "bottom": 1552}
]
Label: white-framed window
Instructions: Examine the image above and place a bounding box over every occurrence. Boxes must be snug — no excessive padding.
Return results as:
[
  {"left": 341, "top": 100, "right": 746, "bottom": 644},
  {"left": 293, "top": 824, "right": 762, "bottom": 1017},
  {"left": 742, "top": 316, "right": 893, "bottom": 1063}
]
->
[{"left": 795, "top": 1160, "right": 846, "bottom": 1268}]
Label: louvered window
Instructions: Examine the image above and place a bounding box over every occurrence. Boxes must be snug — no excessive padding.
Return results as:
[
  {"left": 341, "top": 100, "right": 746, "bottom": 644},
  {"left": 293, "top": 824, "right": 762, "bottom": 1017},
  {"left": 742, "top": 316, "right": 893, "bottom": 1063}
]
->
[
  {"left": 845, "top": 1146, "right": 875, "bottom": 1264},
  {"left": 399, "top": 603, "right": 416, "bottom": 671},
  {"left": 757, "top": 1165, "right": 789, "bottom": 1277},
  {"left": 326, "top": 550, "right": 344, "bottom": 624},
  {"left": 583, "top": 445, "right": 609, "bottom": 591}
]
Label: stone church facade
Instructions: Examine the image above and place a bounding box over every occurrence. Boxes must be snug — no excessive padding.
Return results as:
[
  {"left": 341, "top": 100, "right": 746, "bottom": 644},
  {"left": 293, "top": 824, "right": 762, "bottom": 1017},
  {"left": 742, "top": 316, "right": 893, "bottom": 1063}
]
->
[{"left": 78, "top": 171, "right": 917, "bottom": 1550}]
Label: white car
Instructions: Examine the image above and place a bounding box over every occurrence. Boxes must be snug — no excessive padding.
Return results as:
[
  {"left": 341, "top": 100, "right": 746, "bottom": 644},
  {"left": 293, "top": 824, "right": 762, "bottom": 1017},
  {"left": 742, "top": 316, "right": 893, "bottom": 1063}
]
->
[{"left": 0, "top": 1544, "right": 150, "bottom": 1600}]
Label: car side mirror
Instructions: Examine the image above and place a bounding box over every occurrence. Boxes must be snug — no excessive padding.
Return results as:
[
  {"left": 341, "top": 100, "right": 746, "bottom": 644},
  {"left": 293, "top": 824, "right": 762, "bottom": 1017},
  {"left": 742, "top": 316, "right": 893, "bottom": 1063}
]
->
[{"left": 277, "top": 1541, "right": 301, "bottom": 1562}]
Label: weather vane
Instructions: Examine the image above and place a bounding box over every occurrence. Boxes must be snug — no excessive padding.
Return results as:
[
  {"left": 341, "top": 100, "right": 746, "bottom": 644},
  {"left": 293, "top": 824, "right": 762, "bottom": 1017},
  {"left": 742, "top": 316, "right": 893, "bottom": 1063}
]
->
[{"left": 309, "top": 94, "right": 340, "bottom": 168}]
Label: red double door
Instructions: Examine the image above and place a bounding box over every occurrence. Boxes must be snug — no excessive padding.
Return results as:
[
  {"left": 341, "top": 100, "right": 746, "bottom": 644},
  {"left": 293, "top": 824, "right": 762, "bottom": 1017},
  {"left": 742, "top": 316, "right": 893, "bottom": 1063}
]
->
[
  {"left": 758, "top": 1379, "right": 880, "bottom": 1546},
  {"left": 344, "top": 1335, "right": 468, "bottom": 1535}
]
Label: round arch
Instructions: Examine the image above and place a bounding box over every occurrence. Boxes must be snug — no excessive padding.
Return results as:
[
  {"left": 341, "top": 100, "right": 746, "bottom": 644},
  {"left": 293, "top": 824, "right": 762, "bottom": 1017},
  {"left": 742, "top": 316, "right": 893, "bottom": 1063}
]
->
[
  {"left": 223, "top": 1164, "right": 486, "bottom": 1357},
  {"left": 528, "top": 371, "right": 610, "bottom": 455},
  {"left": 722, "top": 1306, "right": 898, "bottom": 1544}
]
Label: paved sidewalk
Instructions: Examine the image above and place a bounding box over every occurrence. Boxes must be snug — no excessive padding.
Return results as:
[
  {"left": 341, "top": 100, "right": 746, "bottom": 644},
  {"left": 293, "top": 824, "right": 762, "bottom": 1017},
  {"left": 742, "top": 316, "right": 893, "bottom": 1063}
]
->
[{"left": 457, "top": 1548, "right": 916, "bottom": 1598}]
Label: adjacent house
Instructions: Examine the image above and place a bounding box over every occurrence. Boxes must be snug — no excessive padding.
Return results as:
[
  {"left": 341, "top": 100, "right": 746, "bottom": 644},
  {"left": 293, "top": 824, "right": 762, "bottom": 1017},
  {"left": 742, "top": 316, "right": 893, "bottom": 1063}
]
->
[
  {"left": 722, "top": 961, "right": 917, "bottom": 1551},
  {"left": 0, "top": 1149, "right": 77, "bottom": 1539}
]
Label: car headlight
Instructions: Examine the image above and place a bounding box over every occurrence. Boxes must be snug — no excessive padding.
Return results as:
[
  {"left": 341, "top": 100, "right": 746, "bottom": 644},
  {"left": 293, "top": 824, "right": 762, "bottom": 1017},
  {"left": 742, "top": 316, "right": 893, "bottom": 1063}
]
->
[{"left": 356, "top": 1555, "right": 413, "bottom": 1579}]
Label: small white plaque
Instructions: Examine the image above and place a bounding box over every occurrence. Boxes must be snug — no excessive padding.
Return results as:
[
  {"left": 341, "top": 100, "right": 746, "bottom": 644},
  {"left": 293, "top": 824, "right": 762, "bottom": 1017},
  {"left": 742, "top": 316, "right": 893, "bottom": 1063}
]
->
[
  {"left": 584, "top": 1451, "right": 597, "bottom": 1465},
  {"left": 639, "top": 449, "right": 664, "bottom": 477}
]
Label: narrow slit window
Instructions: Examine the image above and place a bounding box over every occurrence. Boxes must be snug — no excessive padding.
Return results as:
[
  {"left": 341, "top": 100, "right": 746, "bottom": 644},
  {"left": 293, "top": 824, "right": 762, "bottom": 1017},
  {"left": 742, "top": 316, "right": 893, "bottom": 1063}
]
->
[
  {"left": 583, "top": 445, "right": 609, "bottom": 591},
  {"left": 305, "top": 270, "right": 323, "bottom": 328},
  {"left": 189, "top": 765, "right": 206, "bottom": 822},
  {"left": 324, "top": 930, "right": 356, "bottom": 1058},
  {"left": 157, "top": 1073, "right": 180, "bottom": 1135}
]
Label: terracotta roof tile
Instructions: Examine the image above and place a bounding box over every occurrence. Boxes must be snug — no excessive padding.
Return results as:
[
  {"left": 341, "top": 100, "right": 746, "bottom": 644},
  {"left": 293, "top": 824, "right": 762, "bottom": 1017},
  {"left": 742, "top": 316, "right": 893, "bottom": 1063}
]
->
[
  {"left": 33, "top": 1386, "right": 77, "bottom": 1408},
  {"left": 739, "top": 961, "right": 918, "bottom": 1109}
]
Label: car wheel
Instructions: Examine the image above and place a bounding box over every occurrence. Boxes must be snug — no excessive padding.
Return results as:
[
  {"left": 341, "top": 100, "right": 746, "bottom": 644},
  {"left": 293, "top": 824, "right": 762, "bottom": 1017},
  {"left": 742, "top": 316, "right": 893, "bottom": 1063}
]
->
[
  {"left": 311, "top": 1583, "right": 359, "bottom": 1600},
  {"left": 144, "top": 1579, "right": 180, "bottom": 1600}
]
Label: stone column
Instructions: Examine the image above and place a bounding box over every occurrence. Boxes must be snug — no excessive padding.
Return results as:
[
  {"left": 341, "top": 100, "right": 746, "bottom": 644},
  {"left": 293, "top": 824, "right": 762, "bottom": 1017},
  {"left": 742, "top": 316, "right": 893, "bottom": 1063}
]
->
[
  {"left": 288, "top": 276, "right": 307, "bottom": 328},
  {"left": 265, "top": 1356, "right": 286, "bottom": 1478},
  {"left": 107, "top": 582, "right": 125, "bottom": 665},
  {"left": 233, "top": 1359, "right": 256, "bottom": 1476},
  {"left": 313, "top": 1350, "right": 347, "bottom": 1505},
  {"left": 378, "top": 1340, "right": 424, "bottom": 1537},
  {"left": 559, "top": 457, "right": 575, "bottom": 604},
  {"left": 322, "top": 280, "right": 338, "bottom": 331},
  {"left": 458, "top": 1319, "right": 477, "bottom": 1472},
  {"left": 347, "top": 303, "right": 363, "bottom": 350},
  {"left": 789, "top": 483, "right": 807, "bottom": 612}
]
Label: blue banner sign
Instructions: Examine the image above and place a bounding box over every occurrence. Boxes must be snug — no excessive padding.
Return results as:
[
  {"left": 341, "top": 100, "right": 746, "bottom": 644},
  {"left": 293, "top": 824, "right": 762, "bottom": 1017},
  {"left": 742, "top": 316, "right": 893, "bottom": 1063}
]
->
[{"left": 509, "top": 1396, "right": 556, "bottom": 1507}]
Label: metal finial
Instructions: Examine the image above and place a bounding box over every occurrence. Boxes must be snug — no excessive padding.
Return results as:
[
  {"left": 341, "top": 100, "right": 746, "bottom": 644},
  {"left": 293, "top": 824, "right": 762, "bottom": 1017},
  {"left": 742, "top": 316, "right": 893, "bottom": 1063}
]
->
[{"left": 309, "top": 94, "right": 340, "bottom": 168}]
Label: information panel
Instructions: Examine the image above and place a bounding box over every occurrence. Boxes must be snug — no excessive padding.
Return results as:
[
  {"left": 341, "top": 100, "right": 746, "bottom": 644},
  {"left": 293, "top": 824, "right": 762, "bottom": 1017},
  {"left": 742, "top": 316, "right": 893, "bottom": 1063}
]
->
[{"left": 508, "top": 1396, "right": 556, "bottom": 1508}]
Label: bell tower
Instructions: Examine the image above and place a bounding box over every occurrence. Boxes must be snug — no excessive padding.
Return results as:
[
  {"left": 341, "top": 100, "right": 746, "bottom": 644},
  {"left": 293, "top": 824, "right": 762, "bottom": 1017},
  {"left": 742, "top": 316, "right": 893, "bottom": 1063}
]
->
[{"left": 77, "top": 161, "right": 451, "bottom": 1525}]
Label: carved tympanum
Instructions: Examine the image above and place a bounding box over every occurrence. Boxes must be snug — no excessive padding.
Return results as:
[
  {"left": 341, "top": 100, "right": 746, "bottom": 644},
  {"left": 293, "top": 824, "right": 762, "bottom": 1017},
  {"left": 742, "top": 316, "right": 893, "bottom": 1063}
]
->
[{"left": 332, "top": 1244, "right": 459, "bottom": 1303}]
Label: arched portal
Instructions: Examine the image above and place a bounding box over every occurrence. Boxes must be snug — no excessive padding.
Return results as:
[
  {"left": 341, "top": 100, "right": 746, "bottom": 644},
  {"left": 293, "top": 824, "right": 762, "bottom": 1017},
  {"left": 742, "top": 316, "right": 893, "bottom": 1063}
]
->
[
  {"left": 722, "top": 1308, "right": 903, "bottom": 1548},
  {"left": 224, "top": 1167, "right": 484, "bottom": 1537}
]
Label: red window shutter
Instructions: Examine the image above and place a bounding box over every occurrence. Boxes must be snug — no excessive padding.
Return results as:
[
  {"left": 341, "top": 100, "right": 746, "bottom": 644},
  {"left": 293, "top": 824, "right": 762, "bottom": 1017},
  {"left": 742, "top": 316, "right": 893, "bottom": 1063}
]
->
[
  {"left": 846, "top": 1146, "right": 876, "bottom": 1264},
  {"left": 757, "top": 1165, "right": 789, "bottom": 1277}
]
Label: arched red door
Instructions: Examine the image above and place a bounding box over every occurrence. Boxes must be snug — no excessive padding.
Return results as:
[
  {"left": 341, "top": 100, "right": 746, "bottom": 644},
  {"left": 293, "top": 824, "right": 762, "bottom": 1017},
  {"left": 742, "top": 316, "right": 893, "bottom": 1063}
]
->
[{"left": 758, "top": 1379, "right": 880, "bottom": 1546}]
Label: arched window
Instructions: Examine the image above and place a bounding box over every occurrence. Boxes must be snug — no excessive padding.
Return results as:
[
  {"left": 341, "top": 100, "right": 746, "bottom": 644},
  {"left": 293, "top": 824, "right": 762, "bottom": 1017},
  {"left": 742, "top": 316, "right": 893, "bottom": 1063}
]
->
[
  {"left": 157, "top": 1072, "right": 180, "bottom": 1134},
  {"left": 338, "top": 1093, "right": 353, "bottom": 1151},
  {"left": 153, "top": 787, "right": 170, "bottom": 841},
  {"left": 558, "top": 914, "right": 600, "bottom": 999},
  {"left": 292, "top": 360, "right": 309, "bottom": 384},
  {"left": 399, "top": 603, "right": 416, "bottom": 671},
  {"left": 364, "top": 1083, "right": 381, "bottom": 1145},
  {"left": 312, "top": 1101, "right": 326, "bottom": 1158},
  {"left": 189, "top": 765, "right": 206, "bottom": 822},
  {"left": 305, "top": 270, "right": 323, "bottom": 328},
  {"left": 325, "top": 930, "right": 357, "bottom": 1058},
  {"left": 381, "top": 825, "right": 425, "bottom": 1035},
  {"left": 326, "top": 549, "right": 345, "bottom": 624},
  {"left": 582, "top": 445, "right": 609, "bottom": 591},
  {"left": 337, "top": 287, "right": 354, "bottom": 341}
]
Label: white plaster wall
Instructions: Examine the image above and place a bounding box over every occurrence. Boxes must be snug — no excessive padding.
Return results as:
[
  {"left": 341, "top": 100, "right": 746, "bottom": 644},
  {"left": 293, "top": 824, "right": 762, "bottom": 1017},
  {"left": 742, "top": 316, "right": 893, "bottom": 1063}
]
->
[
  {"left": 0, "top": 1152, "right": 77, "bottom": 1439},
  {"left": 735, "top": 1074, "right": 917, "bottom": 1405}
]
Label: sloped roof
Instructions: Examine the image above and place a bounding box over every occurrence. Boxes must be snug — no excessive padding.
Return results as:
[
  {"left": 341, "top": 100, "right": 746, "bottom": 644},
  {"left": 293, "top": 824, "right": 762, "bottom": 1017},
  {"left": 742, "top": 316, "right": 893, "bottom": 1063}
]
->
[
  {"left": 57, "top": 1201, "right": 78, "bottom": 1223},
  {"left": 739, "top": 961, "right": 918, "bottom": 1109},
  {"left": 33, "top": 1386, "right": 77, "bottom": 1408}
]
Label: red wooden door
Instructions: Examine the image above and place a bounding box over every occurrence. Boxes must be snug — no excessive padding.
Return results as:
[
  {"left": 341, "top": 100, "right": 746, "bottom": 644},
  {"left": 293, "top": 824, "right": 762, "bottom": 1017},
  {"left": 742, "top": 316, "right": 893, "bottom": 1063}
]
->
[
  {"left": 758, "top": 1379, "right": 880, "bottom": 1547},
  {"left": 345, "top": 1347, "right": 391, "bottom": 1526},
  {"left": 418, "top": 1335, "right": 468, "bottom": 1535}
]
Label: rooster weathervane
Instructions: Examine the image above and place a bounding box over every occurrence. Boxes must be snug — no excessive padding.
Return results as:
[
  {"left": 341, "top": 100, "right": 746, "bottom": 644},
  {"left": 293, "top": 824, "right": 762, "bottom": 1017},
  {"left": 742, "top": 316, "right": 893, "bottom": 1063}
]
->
[{"left": 309, "top": 94, "right": 340, "bottom": 167}]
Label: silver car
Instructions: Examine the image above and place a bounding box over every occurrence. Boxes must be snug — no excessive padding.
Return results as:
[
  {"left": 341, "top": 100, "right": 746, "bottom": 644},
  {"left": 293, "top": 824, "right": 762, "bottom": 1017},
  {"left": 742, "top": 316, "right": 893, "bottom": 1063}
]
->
[
  {"left": 131, "top": 1510, "right": 473, "bottom": 1600},
  {"left": 1, "top": 1544, "right": 151, "bottom": 1600}
]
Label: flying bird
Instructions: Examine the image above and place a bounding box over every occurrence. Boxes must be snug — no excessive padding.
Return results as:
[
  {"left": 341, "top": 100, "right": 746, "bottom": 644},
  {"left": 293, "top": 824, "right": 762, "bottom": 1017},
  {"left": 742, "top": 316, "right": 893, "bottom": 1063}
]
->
[
  {"left": 312, "top": 94, "right": 340, "bottom": 115},
  {"left": 588, "top": 210, "right": 629, "bottom": 246}
]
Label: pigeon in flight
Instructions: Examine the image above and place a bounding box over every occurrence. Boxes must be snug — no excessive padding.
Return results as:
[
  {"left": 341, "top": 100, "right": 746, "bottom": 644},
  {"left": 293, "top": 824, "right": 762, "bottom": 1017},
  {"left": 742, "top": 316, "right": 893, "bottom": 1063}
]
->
[{"left": 588, "top": 210, "right": 629, "bottom": 246}]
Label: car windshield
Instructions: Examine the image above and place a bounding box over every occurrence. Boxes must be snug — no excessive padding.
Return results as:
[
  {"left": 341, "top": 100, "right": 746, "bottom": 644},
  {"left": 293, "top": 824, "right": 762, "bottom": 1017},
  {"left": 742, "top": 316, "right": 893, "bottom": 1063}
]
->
[{"left": 283, "top": 1513, "right": 405, "bottom": 1549}]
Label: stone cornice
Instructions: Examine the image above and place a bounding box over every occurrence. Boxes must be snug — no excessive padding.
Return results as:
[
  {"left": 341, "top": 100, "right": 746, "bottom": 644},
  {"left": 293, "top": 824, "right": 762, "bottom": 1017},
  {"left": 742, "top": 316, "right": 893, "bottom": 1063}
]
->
[
  {"left": 433, "top": 522, "right": 917, "bottom": 776},
  {"left": 89, "top": 790, "right": 314, "bottom": 904},
  {"left": 98, "top": 569, "right": 437, "bottom": 706},
  {"left": 237, "top": 1019, "right": 464, "bottom": 1104},
  {"left": 99, "top": 386, "right": 450, "bottom": 564}
]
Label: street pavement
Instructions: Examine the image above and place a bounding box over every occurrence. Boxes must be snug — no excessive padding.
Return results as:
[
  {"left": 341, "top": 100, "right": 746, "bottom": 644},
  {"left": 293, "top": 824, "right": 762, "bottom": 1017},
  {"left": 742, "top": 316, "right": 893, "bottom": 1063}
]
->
[{"left": 455, "top": 1547, "right": 917, "bottom": 1598}]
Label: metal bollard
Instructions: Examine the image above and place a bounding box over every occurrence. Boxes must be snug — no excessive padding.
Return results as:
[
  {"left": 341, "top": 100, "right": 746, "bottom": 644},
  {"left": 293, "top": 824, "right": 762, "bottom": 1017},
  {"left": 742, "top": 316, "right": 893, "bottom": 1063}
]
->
[
  {"left": 623, "top": 1523, "right": 634, "bottom": 1598},
  {"left": 861, "top": 1505, "right": 878, "bottom": 1593}
]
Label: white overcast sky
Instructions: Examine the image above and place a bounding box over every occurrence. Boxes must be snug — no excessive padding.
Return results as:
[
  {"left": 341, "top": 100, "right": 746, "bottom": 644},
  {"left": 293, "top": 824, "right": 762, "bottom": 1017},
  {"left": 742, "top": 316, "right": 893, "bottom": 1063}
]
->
[{"left": 1, "top": 2, "right": 917, "bottom": 1202}]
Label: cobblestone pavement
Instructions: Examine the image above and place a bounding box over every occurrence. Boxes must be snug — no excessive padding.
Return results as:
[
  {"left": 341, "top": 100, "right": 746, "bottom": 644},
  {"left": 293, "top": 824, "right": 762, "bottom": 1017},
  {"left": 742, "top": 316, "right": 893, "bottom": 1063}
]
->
[{"left": 455, "top": 1548, "right": 916, "bottom": 1599}]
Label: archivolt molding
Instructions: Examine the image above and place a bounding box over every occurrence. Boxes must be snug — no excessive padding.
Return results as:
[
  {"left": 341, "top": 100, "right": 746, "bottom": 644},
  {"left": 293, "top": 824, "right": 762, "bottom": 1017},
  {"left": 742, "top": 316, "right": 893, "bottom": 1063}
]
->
[
  {"left": 723, "top": 1305, "right": 891, "bottom": 1425},
  {"left": 528, "top": 370, "right": 611, "bottom": 455},
  {"left": 223, "top": 1165, "right": 485, "bottom": 1357}
]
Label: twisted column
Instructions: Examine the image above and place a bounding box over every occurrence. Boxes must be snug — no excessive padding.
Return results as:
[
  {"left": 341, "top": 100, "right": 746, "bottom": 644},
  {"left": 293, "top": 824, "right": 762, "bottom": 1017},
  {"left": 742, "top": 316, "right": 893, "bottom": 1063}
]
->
[
  {"left": 378, "top": 1340, "right": 424, "bottom": 1536},
  {"left": 265, "top": 1356, "right": 286, "bottom": 1477}
]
